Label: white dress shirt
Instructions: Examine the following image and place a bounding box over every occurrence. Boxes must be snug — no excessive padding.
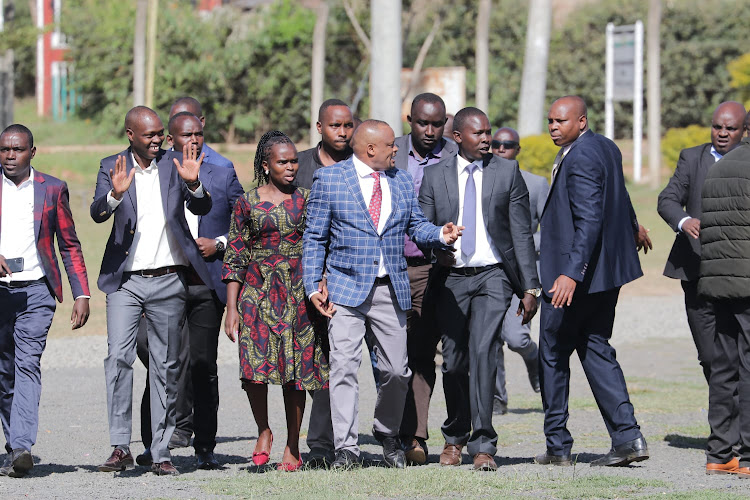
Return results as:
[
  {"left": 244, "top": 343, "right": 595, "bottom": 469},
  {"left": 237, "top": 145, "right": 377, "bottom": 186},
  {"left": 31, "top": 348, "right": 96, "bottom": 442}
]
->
[
  {"left": 452, "top": 155, "right": 502, "bottom": 268},
  {"left": 353, "top": 154, "right": 392, "bottom": 277},
  {"left": 677, "top": 145, "right": 722, "bottom": 232},
  {"left": 0, "top": 168, "right": 44, "bottom": 283},
  {"left": 106, "top": 154, "right": 204, "bottom": 271}
]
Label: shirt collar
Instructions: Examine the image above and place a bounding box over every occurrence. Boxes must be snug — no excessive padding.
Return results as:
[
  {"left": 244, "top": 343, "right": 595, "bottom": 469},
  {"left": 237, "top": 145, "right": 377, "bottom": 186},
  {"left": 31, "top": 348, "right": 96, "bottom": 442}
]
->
[
  {"left": 352, "top": 154, "right": 384, "bottom": 178},
  {"left": 130, "top": 152, "right": 158, "bottom": 172},
  {"left": 2, "top": 167, "right": 34, "bottom": 189},
  {"left": 408, "top": 136, "right": 444, "bottom": 161},
  {"left": 710, "top": 145, "right": 723, "bottom": 162}
]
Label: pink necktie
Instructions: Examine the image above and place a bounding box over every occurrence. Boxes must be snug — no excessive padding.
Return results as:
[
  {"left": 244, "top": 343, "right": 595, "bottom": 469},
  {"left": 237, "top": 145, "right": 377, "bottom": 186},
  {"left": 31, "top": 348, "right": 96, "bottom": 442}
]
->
[{"left": 369, "top": 172, "right": 382, "bottom": 229}]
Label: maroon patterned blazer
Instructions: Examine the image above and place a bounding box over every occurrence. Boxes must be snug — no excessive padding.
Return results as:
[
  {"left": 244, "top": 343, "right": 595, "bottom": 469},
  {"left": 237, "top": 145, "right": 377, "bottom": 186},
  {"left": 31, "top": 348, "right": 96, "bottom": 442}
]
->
[{"left": 0, "top": 169, "right": 90, "bottom": 302}]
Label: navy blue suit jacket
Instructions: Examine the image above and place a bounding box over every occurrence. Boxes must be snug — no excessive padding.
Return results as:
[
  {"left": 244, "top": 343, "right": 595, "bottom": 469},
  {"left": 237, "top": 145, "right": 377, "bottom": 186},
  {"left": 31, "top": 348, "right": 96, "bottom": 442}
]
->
[
  {"left": 195, "top": 162, "right": 244, "bottom": 304},
  {"left": 202, "top": 143, "right": 235, "bottom": 170},
  {"left": 90, "top": 148, "right": 213, "bottom": 294},
  {"left": 540, "top": 131, "right": 642, "bottom": 295}
]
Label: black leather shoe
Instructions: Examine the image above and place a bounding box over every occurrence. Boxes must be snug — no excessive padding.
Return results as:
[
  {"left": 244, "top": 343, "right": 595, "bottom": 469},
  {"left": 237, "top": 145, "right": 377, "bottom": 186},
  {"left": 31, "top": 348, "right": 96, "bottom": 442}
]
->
[
  {"left": 591, "top": 437, "right": 649, "bottom": 467},
  {"left": 306, "top": 447, "right": 335, "bottom": 469},
  {"left": 168, "top": 431, "right": 191, "bottom": 449},
  {"left": 381, "top": 436, "right": 406, "bottom": 468},
  {"left": 196, "top": 451, "right": 220, "bottom": 470},
  {"left": 0, "top": 449, "right": 33, "bottom": 477},
  {"left": 331, "top": 449, "right": 360, "bottom": 470},
  {"left": 493, "top": 400, "right": 508, "bottom": 415},
  {"left": 136, "top": 448, "right": 153, "bottom": 466},
  {"left": 525, "top": 357, "right": 541, "bottom": 393},
  {"left": 534, "top": 451, "right": 572, "bottom": 466}
]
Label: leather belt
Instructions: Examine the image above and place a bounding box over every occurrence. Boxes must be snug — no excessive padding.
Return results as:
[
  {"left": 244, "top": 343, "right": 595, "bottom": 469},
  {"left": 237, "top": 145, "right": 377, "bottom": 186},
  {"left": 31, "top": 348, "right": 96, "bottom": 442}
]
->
[
  {"left": 0, "top": 277, "right": 47, "bottom": 288},
  {"left": 127, "top": 266, "right": 183, "bottom": 278},
  {"left": 450, "top": 263, "right": 502, "bottom": 276},
  {"left": 374, "top": 276, "right": 391, "bottom": 285},
  {"left": 405, "top": 257, "right": 431, "bottom": 267}
]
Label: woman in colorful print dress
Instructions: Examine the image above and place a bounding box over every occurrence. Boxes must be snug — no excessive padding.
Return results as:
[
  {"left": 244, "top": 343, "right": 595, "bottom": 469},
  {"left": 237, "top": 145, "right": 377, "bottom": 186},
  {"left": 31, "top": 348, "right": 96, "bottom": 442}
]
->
[{"left": 223, "top": 131, "right": 328, "bottom": 472}]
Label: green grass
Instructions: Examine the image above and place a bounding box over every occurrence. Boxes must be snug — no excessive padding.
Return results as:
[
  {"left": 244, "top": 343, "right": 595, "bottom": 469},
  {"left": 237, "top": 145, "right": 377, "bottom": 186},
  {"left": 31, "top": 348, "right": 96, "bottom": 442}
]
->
[{"left": 14, "top": 98, "right": 121, "bottom": 146}]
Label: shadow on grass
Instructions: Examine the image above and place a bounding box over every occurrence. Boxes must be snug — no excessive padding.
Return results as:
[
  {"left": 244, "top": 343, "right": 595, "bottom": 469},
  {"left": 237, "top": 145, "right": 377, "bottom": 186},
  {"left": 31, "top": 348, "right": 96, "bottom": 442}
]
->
[
  {"left": 664, "top": 433, "right": 707, "bottom": 450},
  {"left": 507, "top": 407, "right": 544, "bottom": 415}
]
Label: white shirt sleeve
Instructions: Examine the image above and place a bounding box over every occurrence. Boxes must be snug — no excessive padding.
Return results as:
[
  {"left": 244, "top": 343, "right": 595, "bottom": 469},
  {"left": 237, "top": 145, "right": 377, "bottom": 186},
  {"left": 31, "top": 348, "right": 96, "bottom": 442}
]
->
[{"left": 677, "top": 216, "right": 691, "bottom": 232}]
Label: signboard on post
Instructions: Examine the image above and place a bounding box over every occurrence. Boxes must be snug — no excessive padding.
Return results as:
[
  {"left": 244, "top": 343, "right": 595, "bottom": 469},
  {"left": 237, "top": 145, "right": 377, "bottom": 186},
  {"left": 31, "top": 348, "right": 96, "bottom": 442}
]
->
[{"left": 605, "top": 22, "right": 644, "bottom": 182}]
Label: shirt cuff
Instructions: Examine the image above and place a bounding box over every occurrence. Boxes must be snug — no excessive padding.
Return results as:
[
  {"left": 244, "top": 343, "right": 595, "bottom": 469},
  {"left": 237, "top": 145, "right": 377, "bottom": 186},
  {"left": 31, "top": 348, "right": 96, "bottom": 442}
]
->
[
  {"left": 308, "top": 290, "right": 321, "bottom": 300},
  {"left": 216, "top": 235, "right": 227, "bottom": 246},
  {"left": 677, "top": 216, "right": 691, "bottom": 232},
  {"left": 438, "top": 226, "right": 448, "bottom": 245},
  {"left": 74, "top": 295, "right": 91, "bottom": 300},
  {"left": 106, "top": 190, "right": 123, "bottom": 209},
  {"left": 189, "top": 183, "right": 205, "bottom": 198}
]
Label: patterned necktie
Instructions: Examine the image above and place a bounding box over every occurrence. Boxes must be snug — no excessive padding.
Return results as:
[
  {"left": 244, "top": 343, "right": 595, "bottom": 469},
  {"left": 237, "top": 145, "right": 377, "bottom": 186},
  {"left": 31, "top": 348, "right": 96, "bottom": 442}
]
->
[
  {"left": 551, "top": 148, "right": 565, "bottom": 182},
  {"left": 369, "top": 172, "right": 382, "bottom": 230},
  {"left": 462, "top": 163, "right": 477, "bottom": 258}
]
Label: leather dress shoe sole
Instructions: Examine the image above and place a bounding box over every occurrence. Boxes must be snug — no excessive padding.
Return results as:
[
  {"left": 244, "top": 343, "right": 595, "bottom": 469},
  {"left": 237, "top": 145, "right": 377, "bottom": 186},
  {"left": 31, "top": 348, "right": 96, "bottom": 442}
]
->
[{"left": 706, "top": 457, "right": 739, "bottom": 475}]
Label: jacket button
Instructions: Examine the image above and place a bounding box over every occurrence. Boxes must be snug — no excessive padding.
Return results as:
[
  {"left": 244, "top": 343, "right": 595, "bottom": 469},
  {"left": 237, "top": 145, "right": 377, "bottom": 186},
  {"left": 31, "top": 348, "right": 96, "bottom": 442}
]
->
[
  {"left": 130, "top": 230, "right": 135, "bottom": 234},
  {"left": 100, "top": 211, "right": 107, "bottom": 216},
  {"left": 373, "top": 260, "right": 379, "bottom": 265},
  {"left": 125, "top": 251, "right": 129, "bottom": 256}
]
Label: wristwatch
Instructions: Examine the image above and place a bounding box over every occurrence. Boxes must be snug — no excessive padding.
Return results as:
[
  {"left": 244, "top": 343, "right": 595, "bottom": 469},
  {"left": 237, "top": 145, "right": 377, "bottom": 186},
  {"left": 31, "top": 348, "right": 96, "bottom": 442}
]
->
[
  {"left": 525, "top": 288, "right": 542, "bottom": 298},
  {"left": 215, "top": 239, "right": 225, "bottom": 253}
]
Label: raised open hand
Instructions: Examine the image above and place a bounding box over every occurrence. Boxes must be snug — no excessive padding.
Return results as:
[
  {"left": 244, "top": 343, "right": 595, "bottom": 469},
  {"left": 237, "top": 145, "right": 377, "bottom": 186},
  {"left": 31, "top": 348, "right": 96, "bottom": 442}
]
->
[
  {"left": 173, "top": 143, "right": 204, "bottom": 186},
  {"left": 109, "top": 155, "right": 135, "bottom": 200}
]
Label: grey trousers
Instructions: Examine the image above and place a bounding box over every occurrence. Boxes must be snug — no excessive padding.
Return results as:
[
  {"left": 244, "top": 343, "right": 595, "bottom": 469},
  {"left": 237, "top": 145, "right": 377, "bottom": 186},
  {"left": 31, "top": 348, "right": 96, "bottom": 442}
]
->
[
  {"left": 104, "top": 273, "right": 186, "bottom": 463},
  {"left": 328, "top": 280, "right": 410, "bottom": 456},
  {"left": 494, "top": 293, "right": 538, "bottom": 405}
]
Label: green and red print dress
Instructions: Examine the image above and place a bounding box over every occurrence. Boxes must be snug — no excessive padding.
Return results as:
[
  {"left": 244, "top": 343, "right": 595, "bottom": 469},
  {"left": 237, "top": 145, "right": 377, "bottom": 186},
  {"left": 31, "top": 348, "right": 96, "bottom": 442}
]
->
[{"left": 222, "top": 187, "right": 328, "bottom": 390}]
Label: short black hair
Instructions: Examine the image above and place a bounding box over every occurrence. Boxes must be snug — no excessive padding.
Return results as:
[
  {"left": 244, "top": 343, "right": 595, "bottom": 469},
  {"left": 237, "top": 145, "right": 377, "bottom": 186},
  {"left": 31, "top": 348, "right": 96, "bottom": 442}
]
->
[
  {"left": 411, "top": 93, "right": 446, "bottom": 114},
  {"left": 171, "top": 96, "right": 202, "bottom": 117},
  {"left": 1, "top": 124, "right": 34, "bottom": 148},
  {"left": 168, "top": 111, "right": 202, "bottom": 134},
  {"left": 453, "top": 107, "right": 487, "bottom": 133},
  {"left": 318, "top": 99, "right": 350, "bottom": 122}
]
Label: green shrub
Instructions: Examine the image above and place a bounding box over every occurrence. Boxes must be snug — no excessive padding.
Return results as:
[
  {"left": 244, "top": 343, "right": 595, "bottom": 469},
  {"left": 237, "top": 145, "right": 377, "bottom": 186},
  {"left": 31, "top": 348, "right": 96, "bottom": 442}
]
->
[
  {"left": 661, "top": 125, "right": 710, "bottom": 169},
  {"left": 517, "top": 134, "right": 557, "bottom": 178}
]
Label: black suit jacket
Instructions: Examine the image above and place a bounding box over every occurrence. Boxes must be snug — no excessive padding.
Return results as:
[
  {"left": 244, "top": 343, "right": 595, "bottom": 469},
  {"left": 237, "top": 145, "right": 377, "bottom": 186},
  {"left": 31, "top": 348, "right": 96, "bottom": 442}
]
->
[
  {"left": 418, "top": 153, "right": 540, "bottom": 298},
  {"left": 657, "top": 143, "right": 715, "bottom": 281},
  {"left": 540, "top": 131, "right": 642, "bottom": 295},
  {"left": 90, "top": 148, "right": 212, "bottom": 294}
]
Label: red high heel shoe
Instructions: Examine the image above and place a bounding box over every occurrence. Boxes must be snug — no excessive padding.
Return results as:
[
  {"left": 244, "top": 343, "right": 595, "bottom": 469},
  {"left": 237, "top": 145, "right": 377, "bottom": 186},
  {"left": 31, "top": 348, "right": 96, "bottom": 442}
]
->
[
  {"left": 252, "top": 433, "right": 273, "bottom": 466},
  {"left": 277, "top": 458, "right": 303, "bottom": 472}
]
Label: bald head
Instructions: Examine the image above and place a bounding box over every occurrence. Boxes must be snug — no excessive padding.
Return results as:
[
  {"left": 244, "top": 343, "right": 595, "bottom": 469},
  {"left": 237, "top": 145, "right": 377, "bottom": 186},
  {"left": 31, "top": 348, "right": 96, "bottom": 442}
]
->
[
  {"left": 124, "top": 106, "right": 164, "bottom": 167},
  {"left": 351, "top": 119, "right": 397, "bottom": 171},
  {"left": 548, "top": 96, "right": 588, "bottom": 147},
  {"left": 170, "top": 97, "right": 202, "bottom": 119},
  {"left": 492, "top": 127, "right": 521, "bottom": 160},
  {"left": 124, "top": 106, "right": 160, "bottom": 131},
  {"left": 711, "top": 101, "right": 746, "bottom": 155}
]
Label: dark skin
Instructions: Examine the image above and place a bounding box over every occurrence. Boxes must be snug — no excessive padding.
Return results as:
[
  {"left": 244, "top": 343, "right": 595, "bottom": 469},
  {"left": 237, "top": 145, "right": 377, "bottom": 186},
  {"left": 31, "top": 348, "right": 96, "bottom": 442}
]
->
[
  {"left": 448, "top": 114, "right": 537, "bottom": 324},
  {"left": 683, "top": 102, "right": 747, "bottom": 240},
  {"left": 317, "top": 105, "right": 354, "bottom": 166},
  {"left": 0, "top": 132, "right": 89, "bottom": 329},
  {"left": 167, "top": 114, "right": 217, "bottom": 258},
  {"left": 491, "top": 127, "right": 521, "bottom": 160},
  {"left": 407, "top": 100, "right": 447, "bottom": 159},
  {"left": 223, "top": 142, "right": 307, "bottom": 468},
  {"left": 546, "top": 97, "right": 652, "bottom": 308}
]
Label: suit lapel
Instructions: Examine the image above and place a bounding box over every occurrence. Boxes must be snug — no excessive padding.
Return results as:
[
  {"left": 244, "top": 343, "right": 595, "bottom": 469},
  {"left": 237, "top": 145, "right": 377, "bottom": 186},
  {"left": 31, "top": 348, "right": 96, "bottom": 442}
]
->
[
  {"left": 157, "top": 151, "right": 171, "bottom": 216},
  {"left": 198, "top": 163, "right": 213, "bottom": 227},
  {"left": 33, "top": 170, "right": 46, "bottom": 241},
  {"left": 124, "top": 151, "right": 137, "bottom": 216},
  {"left": 444, "top": 156, "right": 459, "bottom": 222},
  {"left": 342, "top": 161, "right": 378, "bottom": 233},
  {"left": 384, "top": 169, "right": 400, "bottom": 230},
  {"left": 481, "top": 156, "right": 495, "bottom": 228}
]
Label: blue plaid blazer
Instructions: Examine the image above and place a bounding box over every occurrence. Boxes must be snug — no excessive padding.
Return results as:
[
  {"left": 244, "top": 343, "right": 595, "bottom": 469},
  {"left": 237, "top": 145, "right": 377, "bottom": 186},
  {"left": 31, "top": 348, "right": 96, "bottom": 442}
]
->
[{"left": 303, "top": 157, "right": 445, "bottom": 309}]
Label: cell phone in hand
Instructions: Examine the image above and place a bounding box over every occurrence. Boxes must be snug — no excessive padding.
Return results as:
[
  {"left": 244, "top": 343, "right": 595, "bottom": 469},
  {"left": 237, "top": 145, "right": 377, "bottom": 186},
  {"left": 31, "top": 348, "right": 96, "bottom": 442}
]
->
[{"left": 6, "top": 257, "right": 24, "bottom": 273}]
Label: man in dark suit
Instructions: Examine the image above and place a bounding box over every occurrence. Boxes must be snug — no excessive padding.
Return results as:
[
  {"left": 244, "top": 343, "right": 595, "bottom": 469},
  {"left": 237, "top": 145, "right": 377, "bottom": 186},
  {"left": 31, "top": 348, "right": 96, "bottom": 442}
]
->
[
  {"left": 658, "top": 101, "right": 746, "bottom": 384},
  {"left": 134, "top": 112, "right": 244, "bottom": 469},
  {"left": 169, "top": 97, "right": 234, "bottom": 170},
  {"left": 91, "top": 106, "right": 212, "bottom": 476},
  {"left": 490, "top": 127, "right": 548, "bottom": 415},
  {"left": 394, "top": 92, "right": 457, "bottom": 465},
  {"left": 303, "top": 120, "right": 461, "bottom": 470},
  {"left": 535, "top": 96, "right": 651, "bottom": 468},
  {"left": 0, "top": 124, "right": 90, "bottom": 477},
  {"left": 419, "top": 107, "right": 541, "bottom": 471}
]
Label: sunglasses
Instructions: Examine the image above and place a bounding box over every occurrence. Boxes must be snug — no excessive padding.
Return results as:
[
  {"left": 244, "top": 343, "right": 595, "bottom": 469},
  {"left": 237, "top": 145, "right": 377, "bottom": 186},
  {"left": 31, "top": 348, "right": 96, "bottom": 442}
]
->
[{"left": 491, "top": 140, "right": 519, "bottom": 150}]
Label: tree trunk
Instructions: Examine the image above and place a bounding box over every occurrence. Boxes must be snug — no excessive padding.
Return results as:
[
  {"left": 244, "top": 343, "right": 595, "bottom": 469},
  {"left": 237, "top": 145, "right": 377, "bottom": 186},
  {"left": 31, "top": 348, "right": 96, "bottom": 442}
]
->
[
  {"left": 310, "top": 0, "right": 329, "bottom": 146},
  {"left": 133, "top": 0, "right": 147, "bottom": 107},
  {"left": 517, "top": 0, "right": 551, "bottom": 137},
  {"left": 144, "top": 0, "right": 158, "bottom": 109},
  {"left": 647, "top": 0, "right": 661, "bottom": 188},
  {"left": 370, "top": 0, "right": 402, "bottom": 136},
  {"left": 475, "top": 0, "right": 490, "bottom": 113}
]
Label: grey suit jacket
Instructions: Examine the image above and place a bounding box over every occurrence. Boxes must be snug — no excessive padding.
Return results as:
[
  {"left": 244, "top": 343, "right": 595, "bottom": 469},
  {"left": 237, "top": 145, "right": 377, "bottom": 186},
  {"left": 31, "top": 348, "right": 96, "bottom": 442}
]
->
[
  {"left": 519, "top": 169, "right": 549, "bottom": 253},
  {"left": 393, "top": 135, "right": 458, "bottom": 171},
  {"left": 657, "top": 143, "right": 714, "bottom": 281},
  {"left": 418, "top": 153, "right": 540, "bottom": 297}
]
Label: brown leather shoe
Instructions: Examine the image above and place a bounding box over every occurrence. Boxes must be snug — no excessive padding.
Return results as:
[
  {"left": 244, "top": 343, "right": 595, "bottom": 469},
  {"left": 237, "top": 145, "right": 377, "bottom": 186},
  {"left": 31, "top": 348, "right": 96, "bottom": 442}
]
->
[
  {"left": 737, "top": 466, "right": 750, "bottom": 478},
  {"left": 98, "top": 448, "right": 135, "bottom": 472},
  {"left": 404, "top": 438, "right": 427, "bottom": 466},
  {"left": 707, "top": 457, "right": 739, "bottom": 475},
  {"left": 439, "top": 443, "right": 462, "bottom": 466},
  {"left": 152, "top": 461, "right": 180, "bottom": 476},
  {"left": 473, "top": 452, "right": 497, "bottom": 471}
]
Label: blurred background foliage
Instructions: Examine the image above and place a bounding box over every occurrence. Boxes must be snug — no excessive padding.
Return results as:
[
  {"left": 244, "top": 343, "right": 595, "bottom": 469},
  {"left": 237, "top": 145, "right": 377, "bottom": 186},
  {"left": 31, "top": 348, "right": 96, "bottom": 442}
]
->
[{"left": 3, "top": 0, "right": 750, "bottom": 144}]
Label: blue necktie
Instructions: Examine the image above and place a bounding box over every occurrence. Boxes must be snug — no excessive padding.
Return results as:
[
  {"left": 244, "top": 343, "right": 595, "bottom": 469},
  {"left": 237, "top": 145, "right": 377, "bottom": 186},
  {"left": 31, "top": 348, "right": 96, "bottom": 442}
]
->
[{"left": 462, "top": 163, "right": 477, "bottom": 258}]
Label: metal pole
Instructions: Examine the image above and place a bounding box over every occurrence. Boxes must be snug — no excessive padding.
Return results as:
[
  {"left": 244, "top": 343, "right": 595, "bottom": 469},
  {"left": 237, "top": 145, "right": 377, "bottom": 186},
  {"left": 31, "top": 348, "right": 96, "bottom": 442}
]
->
[
  {"left": 633, "top": 21, "right": 643, "bottom": 183},
  {"left": 145, "top": 0, "right": 158, "bottom": 109},
  {"left": 647, "top": 0, "right": 662, "bottom": 188},
  {"left": 370, "top": 0, "right": 403, "bottom": 136},
  {"left": 605, "top": 23, "right": 614, "bottom": 140},
  {"left": 133, "top": 0, "right": 147, "bottom": 106}
]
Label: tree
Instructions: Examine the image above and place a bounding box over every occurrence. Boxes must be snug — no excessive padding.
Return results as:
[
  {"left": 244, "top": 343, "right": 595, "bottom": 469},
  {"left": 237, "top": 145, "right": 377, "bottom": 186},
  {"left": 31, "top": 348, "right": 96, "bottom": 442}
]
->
[{"left": 517, "top": 0, "right": 551, "bottom": 137}]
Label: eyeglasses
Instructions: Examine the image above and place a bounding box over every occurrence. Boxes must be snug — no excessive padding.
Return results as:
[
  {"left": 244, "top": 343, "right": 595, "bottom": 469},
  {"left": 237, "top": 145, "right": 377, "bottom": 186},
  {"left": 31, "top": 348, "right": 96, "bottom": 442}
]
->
[{"left": 491, "top": 140, "right": 519, "bottom": 150}]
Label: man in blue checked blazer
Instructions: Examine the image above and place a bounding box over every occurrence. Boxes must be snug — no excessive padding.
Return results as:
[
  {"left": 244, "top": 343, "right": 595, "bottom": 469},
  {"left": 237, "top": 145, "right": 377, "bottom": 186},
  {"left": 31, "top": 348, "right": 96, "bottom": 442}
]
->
[{"left": 303, "top": 119, "right": 461, "bottom": 470}]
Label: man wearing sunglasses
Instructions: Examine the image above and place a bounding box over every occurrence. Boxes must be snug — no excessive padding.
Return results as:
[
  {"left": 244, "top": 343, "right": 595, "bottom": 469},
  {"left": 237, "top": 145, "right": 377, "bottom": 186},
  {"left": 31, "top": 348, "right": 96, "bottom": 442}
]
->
[{"left": 490, "top": 128, "right": 549, "bottom": 416}]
